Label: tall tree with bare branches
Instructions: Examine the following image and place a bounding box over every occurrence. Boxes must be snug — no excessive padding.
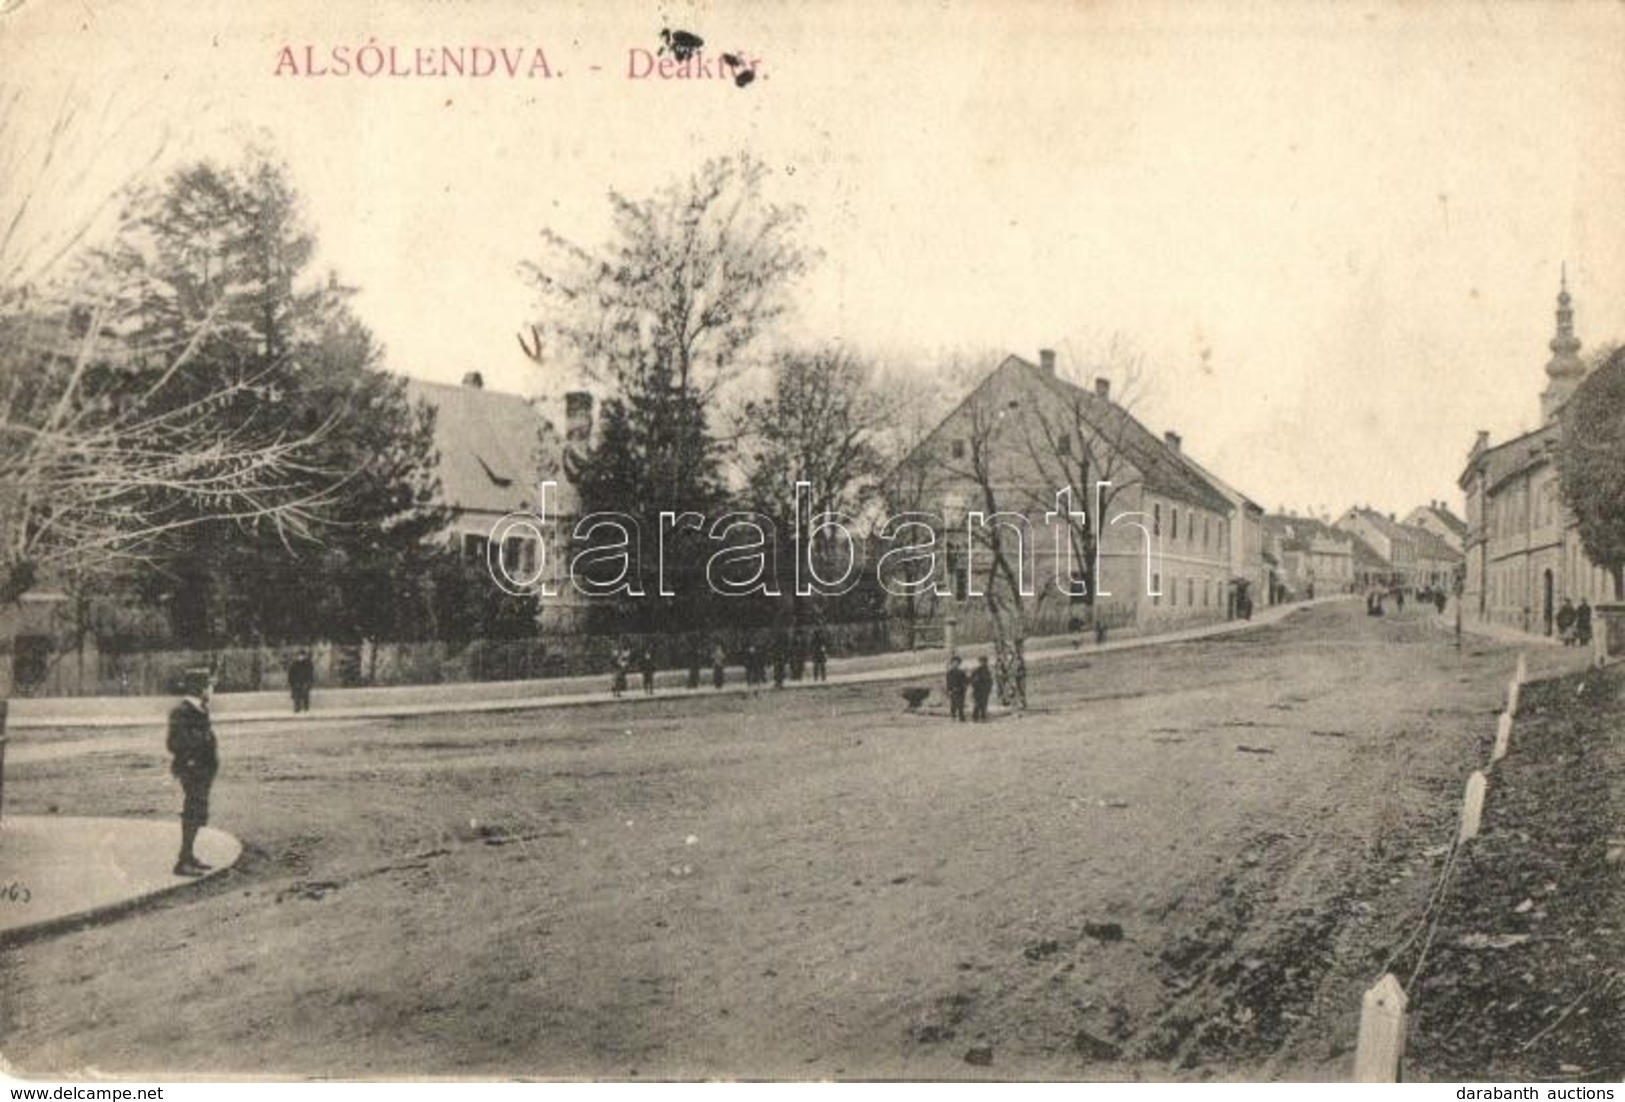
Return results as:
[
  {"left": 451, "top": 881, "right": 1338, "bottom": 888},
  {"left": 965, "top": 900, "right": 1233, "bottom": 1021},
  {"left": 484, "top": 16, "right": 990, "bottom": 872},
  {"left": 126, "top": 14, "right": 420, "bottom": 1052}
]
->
[
  {"left": 1013, "top": 337, "right": 1151, "bottom": 630},
  {"left": 0, "top": 109, "right": 441, "bottom": 676}
]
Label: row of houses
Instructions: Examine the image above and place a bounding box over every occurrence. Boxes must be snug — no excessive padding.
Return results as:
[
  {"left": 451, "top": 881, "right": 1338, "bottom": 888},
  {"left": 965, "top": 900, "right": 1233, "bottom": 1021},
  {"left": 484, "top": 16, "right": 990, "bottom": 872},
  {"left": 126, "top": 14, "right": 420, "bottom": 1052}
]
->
[
  {"left": 1260, "top": 502, "right": 1465, "bottom": 603},
  {"left": 410, "top": 349, "right": 1277, "bottom": 639}
]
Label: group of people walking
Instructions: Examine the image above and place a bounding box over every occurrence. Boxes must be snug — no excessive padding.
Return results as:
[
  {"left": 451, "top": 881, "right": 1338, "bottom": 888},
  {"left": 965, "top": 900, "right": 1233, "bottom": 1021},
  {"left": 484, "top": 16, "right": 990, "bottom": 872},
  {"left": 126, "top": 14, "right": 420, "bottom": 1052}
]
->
[
  {"left": 944, "top": 654, "right": 995, "bottom": 722},
  {"left": 611, "top": 631, "right": 832, "bottom": 697},
  {"left": 1555, "top": 597, "right": 1594, "bottom": 647}
]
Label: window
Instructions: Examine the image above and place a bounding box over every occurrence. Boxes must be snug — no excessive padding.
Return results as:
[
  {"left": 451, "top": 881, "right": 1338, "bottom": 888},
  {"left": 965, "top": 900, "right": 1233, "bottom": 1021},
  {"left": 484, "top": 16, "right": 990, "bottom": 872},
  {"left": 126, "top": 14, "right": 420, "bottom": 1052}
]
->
[
  {"left": 951, "top": 439, "right": 966, "bottom": 460},
  {"left": 1153, "top": 503, "right": 1162, "bottom": 536},
  {"left": 1204, "top": 517, "right": 1210, "bottom": 549},
  {"left": 1170, "top": 576, "right": 1178, "bottom": 606},
  {"left": 462, "top": 533, "right": 489, "bottom": 563},
  {"left": 1187, "top": 577, "right": 1195, "bottom": 606},
  {"left": 1152, "top": 572, "right": 1161, "bottom": 606},
  {"left": 1172, "top": 508, "right": 1180, "bottom": 542},
  {"left": 1058, "top": 432, "right": 1072, "bottom": 457}
]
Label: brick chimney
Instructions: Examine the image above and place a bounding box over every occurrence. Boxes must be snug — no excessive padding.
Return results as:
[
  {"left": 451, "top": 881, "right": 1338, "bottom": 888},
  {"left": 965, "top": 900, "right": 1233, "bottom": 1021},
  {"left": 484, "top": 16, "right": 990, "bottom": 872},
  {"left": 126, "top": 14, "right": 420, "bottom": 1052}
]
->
[
  {"left": 1164, "top": 431, "right": 1182, "bottom": 452},
  {"left": 461, "top": 371, "right": 484, "bottom": 389},
  {"left": 1094, "top": 377, "right": 1110, "bottom": 399},
  {"left": 1039, "top": 348, "right": 1056, "bottom": 375}
]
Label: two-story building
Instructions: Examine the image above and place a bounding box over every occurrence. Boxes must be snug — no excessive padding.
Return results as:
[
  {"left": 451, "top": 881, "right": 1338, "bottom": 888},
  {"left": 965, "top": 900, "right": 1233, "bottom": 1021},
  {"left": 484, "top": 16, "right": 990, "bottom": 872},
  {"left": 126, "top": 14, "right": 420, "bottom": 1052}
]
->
[
  {"left": 893, "top": 349, "right": 1260, "bottom": 639},
  {"left": 1401, "top": 501, "right": 1468, "bottom": 555},
  {"left": 1458, "top": 277, "right": 1614, "bottom": 636},
  {"left": 1335, "top": 507, "right": 1419, "bottom": 589},
  {"left": 1262, "top": 514, "right": 1356, "bottom": 597},
  {"left": 404, "top": 372, "right": 589, "bottom": 628}
]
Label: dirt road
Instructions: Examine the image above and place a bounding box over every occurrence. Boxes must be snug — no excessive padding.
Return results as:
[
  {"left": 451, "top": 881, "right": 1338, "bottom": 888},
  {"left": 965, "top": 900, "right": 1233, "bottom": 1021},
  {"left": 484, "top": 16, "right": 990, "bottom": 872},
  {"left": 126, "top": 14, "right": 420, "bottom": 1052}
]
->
[{"left": 1, "top": 602, "right": 1538, "bottom": 1079}]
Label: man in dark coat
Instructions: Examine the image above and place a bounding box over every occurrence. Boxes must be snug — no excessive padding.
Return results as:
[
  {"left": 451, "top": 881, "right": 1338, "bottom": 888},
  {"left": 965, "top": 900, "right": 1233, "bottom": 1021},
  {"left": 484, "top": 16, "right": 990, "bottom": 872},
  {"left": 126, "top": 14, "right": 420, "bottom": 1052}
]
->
[
  {"left": 1577, "top": 598, "right": 1593, "bottom": 647},
  {"left": 639, "top": 648, "right": 657, "bottom": 695},
  {"left": 711, "top": 643, "right": 727, "bottom": 690},
  {"left": 287, "top": 649, "right": 315, "bottom": 714},
  {"left": 1556, "top": 597, "right": 1577, "bottom": 645},
  {"left": 945, "top": 655, "right": 969, "bottom": 722},
  {"left": 810, "top": 632, "right": 828, "bottom": 682},
  {"left": 970, "top": 655, "right": 994, "bottom": 722},
  {"left": 789, "top": 633, "right": 807, "bottom": 681},
  {"left": 167, "top": 668, "right": 219, "bottom": 877},
  {"left": 743, "top": 645, "right": 763, "bottom": 695}
]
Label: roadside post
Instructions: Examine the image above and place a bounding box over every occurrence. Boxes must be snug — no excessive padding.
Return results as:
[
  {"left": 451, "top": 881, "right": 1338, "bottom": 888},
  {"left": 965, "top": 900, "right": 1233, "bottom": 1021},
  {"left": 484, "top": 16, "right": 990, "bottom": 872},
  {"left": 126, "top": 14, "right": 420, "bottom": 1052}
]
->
[{"left": 1353, "top": 973, "right": 1408, "bottom": 1081}]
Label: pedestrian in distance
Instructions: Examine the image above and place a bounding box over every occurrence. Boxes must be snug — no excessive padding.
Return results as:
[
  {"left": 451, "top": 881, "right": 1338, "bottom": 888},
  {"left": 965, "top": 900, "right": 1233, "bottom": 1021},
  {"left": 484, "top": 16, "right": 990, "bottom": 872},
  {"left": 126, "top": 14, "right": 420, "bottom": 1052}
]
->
[
  {"left": 790, "top": 632, "right": 807, "bottom": 681},
  {"left": 1557, "top": 597, "right": 1577, "bottom": 645},
  {"left": 743, "top": 644, "right": 763, "bottom": 696},
  {"left": 640, "top": 647, "right": 657, "bottom": 695},
  {"left": 687, "top": 644, "right": 702, "bottom": 690},
  {"left": 1577, "top": 598, "right": 1593, "bottom": 648},
  {"left": 611, "top": 645, "right": 629, "bottom": 698},
  {"left": 811, "top": 633, "right": 828, "bottom": 682},
  {"left": 946, "top": 655, "right": 969, "bottom": 722},
  {"left": 970, "top": 655, "right": 994, "bottom": 722},
  {"left": 711, "top": 643, "right": 728, "bottom": 690},
  {"left": 771, "top": 642, "right": 787, "bottom": 690},
  {"left": 167, "top": 668, "right": 219, "bottom": 877},
  {"left": 287, "top": 649, "right": 315, "bottom": 714}
]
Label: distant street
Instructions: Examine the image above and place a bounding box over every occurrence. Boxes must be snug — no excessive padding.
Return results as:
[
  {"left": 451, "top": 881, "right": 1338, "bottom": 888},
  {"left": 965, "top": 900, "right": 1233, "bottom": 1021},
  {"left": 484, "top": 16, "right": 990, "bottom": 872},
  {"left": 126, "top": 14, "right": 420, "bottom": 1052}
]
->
[{"left": 2, "top": 602, "right": 1541, "bottom": 1079}]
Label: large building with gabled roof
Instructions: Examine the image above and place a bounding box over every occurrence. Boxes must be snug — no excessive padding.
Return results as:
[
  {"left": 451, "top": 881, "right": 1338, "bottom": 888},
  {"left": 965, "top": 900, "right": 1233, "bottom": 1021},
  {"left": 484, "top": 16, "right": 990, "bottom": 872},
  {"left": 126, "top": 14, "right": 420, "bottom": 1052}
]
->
[
  {"left": 891, "top": 348, "right": 1265, "bottom": 638},
  {"left": 1458, "top": 276, "right": 1615, "bottom": 636}
]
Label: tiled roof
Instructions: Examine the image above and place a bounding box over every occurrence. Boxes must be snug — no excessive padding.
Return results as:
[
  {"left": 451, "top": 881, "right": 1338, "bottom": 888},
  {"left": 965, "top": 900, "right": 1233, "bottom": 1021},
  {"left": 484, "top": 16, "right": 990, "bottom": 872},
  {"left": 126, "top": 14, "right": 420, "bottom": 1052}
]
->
[
  {"left": 1018, "top": 358, "right": 1236, "bottom": 515},
  {"left": 1402, "top": 522, "right": 1464, "bottom": 563},
  {"left": 1426, "top": 504, "right": 1468, "bottom": 539},
  {"left": 404, "top": 378, "right": 551, "bottom": 517},
  {"left": 1471, "top": 422, "right": 1560, "bottom": 494},
  {"left": 1262, "top": 514, "right": 1350, "bottom": 553},
  {"left": 1346, "top": 532, "right": 1389, "bottom": 570}
]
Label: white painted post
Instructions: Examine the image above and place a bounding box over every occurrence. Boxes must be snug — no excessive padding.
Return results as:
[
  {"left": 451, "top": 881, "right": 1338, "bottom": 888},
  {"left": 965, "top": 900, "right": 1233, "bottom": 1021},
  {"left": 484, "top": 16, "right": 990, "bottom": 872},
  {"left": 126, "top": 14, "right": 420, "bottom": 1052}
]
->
[
  {"left": 1353, "top": 973, "right": 1408, "bottom": 1082},
  {"left": 1492, "top": 712, "right": 1512, "bottom": 763},
  {"left": 1514, "top": 653, "right": 1527, "bottom": 686},
  {"left": 1459, "top": 770, "right": 1488, "bottom": 843},
  {"left": 1506, "top": 679, "right": 1519, "bottom": 717}
]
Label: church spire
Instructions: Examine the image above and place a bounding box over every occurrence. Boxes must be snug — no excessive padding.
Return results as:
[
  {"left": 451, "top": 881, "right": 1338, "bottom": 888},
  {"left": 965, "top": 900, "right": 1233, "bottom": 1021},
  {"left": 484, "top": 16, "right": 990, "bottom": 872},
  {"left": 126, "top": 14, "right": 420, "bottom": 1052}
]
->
[{"left": 1542, "top": 265, "right": 1584, "bottom": 422}]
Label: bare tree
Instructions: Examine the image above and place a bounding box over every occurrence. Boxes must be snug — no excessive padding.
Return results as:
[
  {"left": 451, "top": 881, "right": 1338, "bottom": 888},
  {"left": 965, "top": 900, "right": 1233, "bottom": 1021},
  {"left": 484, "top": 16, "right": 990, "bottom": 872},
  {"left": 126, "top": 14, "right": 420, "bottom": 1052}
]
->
[
  {"left": 523, "top": 153, "right": 810, "bottom": 402},
  {"left": 941, "top": 387, "right": 1037, "bottom": 712},
  {"left": 0, "top": 93, "right": 347, "bottom": 691},
  {"left": 733, "top": 346, "right": 895, "bottom": 519},
  {"left": 1014, "top": 335, "right": 1151, "bottom": 631}
]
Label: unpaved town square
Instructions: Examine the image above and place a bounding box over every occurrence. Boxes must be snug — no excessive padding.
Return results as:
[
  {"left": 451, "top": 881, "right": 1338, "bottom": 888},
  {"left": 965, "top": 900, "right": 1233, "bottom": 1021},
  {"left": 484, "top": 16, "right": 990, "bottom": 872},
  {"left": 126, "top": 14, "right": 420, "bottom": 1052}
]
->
[{"left": 0, "top": 603, "right": 1574, "bottom": 1080}]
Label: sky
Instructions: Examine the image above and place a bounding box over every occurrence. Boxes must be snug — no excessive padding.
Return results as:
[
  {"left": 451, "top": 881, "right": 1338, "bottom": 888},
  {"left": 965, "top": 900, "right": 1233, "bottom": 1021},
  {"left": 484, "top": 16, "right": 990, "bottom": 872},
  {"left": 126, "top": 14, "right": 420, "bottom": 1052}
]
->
[{"left": 4, "top": 0, "right": 1624, "bottom": 520}]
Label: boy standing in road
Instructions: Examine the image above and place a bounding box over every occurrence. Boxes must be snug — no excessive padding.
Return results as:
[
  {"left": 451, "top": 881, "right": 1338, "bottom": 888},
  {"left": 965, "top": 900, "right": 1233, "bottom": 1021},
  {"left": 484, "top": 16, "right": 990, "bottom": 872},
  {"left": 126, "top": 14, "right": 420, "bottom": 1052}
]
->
[
  {"left": 946, "top": 655, "right": 969, "bottom": 722},
  {"left": 167, "top": 668, "right": 219, "bottom": 877}
]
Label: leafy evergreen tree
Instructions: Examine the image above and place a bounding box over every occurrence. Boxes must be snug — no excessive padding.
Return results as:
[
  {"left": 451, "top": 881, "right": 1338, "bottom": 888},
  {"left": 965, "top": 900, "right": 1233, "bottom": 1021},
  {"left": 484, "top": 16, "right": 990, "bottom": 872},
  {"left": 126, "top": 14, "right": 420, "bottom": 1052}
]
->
[
  {"left": 87, "top": 153, "right": 444, "bottom": 645},
  {"left": 1559, "top": 345, "right": 1625, "bottom": 600}
]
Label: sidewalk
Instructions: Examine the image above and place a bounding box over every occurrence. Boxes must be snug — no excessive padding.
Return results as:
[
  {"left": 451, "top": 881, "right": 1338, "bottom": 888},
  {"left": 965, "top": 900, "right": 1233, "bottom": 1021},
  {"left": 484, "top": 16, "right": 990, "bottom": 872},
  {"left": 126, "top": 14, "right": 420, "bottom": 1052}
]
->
[
  {"left": 6, "top": 598, "right": 1352, "bottom": 730},
  {"left": 0, "top": 816, "right": 241, "bottom": 940}
]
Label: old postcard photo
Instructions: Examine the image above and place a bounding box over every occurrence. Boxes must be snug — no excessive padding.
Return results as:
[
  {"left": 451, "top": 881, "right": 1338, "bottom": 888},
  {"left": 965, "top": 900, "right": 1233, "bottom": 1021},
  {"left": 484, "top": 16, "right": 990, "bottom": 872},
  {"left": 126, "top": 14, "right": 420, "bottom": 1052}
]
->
[{"left": 2, "top": 0, "right": 1623, "bottom": 1085}]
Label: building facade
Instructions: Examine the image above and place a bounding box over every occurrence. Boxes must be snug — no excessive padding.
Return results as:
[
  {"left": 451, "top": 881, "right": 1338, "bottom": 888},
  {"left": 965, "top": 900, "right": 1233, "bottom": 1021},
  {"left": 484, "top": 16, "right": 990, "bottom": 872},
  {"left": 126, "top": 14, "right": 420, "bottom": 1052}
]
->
[
  {"left": 404, "top": 372, "right": 590, "bottom": 628},
  {"left": 1262, "top": 514, "right": 1356, "bottom": 598},
  {"left": 1458, "top": 277, "right": 1615, "bottom": 636},
  {"left": 893, "top": 350, "right": 1262, "bottom": 639}
]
